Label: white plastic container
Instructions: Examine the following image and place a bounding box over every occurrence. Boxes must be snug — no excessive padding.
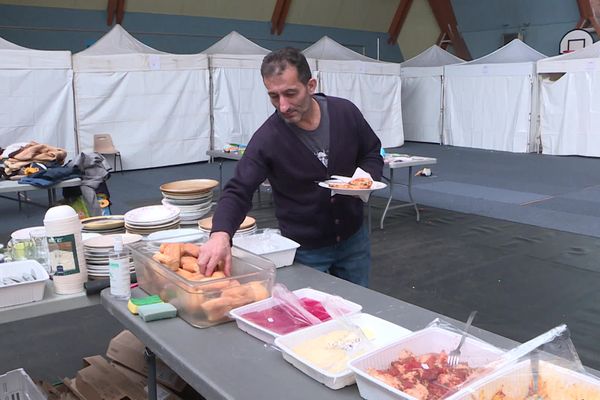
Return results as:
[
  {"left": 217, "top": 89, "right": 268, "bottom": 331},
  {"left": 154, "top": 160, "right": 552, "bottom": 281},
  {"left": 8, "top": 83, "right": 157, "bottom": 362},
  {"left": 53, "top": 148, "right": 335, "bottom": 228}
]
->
[
  {"left": 349, "top": 326, "right": 504, "bottom": 400},
  {"left": 448, "top": 359, "right": 600, "bottom": 400},
  {"left": 0, "top": 260, "right": 49, "bottom": 308},
  {"left": 275, "top": 313, "right": 412, "bottom": 390},
  {"left": 233, "top": 232, "right": 300, "bottom": 268},
  {"left": 229, "top": 288, "right": 363, "bottom": 344},
  {"left": 44, "top": 205, "right": 87, "bottom": 294},
  {"left": 0, "top": 369, "right": 46, "bottom": 400}
]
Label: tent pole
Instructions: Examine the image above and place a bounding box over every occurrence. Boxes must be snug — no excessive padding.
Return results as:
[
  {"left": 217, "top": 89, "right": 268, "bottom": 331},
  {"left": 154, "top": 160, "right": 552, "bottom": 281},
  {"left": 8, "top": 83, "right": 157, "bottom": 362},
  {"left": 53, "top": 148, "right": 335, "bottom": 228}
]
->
[
  {"left": 377, "top": 37, "right": 380, "bottom": 60},
  {"left": 208, "top": 56, "right": 215, "bottom": 152},
  {"left": 439, "top": 73, "right": 445, "bottom": 145}
]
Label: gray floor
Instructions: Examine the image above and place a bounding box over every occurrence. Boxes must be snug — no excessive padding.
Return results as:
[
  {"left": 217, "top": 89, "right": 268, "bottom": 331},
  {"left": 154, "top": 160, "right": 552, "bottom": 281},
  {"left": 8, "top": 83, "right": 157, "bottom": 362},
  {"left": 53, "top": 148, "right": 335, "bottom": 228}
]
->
[{"left": 1, "top": 145, "right": 600, "bottom": 385}]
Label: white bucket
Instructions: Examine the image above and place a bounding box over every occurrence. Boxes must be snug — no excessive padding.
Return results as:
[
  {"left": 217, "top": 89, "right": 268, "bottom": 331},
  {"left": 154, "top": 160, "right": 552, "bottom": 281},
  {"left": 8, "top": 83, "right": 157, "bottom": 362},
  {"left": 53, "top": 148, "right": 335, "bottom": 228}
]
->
[{"left": 43, "top": 205, "right": 88, "bottom": 295}]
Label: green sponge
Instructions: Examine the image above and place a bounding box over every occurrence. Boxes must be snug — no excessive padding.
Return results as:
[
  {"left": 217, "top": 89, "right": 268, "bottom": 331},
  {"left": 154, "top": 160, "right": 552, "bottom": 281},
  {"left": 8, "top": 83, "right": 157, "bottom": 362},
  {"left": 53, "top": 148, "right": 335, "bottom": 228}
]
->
[
  {"left": 137, "top": 302, "right": 177, "bottom": 322},
  {"left": 128, "top": 295, "right": 163, "bottom": 315}
]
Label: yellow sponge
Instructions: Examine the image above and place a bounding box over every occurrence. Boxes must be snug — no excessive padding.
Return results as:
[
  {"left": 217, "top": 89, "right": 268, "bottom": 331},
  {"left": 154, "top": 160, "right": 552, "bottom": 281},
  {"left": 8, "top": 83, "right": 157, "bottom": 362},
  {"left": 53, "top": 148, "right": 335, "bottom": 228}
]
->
[{"left": 127, "top": 295, "right": 163, "bottom": 315}]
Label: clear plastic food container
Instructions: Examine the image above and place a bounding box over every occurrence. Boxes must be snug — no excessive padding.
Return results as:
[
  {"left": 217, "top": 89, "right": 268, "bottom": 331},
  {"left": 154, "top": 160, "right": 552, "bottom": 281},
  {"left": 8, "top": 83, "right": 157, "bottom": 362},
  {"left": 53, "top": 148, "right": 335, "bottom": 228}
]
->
[
  {"left": 129, "top": 241, "right": 276, "bottom": 328},
  {"left": 449, "top": 359, "right": 600, "bottom": 400},
  {"left": 349, "top": 326, "right": 504, "bottom": 400}
]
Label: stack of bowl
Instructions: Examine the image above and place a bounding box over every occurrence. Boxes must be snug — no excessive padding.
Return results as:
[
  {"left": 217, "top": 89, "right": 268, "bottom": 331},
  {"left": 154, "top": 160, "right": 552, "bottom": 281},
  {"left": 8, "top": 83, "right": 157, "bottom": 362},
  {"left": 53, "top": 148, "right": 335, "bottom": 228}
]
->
[
  {"left": 83, "top": 234, "right": 141, "bottom": 279},
  {"left": 82, "top": 215, "right": 125, "bottom": 235},
  {"left": 124, "top": 205, "right": 180, "bottom": 235},
  {"left": 198, "top": 216, "right": 257, "bottom": 237},
  {"left": 160, "top": 179, "right": 218, "bottom": 226}
]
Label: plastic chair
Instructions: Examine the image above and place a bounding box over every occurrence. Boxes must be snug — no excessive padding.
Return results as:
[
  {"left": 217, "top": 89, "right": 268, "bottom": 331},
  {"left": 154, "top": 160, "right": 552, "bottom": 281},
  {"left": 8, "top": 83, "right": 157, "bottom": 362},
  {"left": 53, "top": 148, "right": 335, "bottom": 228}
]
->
[{"left": 93, "top": 134, "right": 123, "bottom": 172}]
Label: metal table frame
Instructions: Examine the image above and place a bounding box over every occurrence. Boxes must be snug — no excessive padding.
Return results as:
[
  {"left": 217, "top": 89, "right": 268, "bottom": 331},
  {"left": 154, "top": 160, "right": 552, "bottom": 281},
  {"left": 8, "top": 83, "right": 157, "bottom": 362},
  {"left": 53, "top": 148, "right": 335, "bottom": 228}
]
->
[
  {"left": 0, "top": 178, "right": 82, "bottom": 210},
  {"left": 380, "top": 157, "right": 437, "bottom": 228},
  {"left": 206, "top": 150, "right": 243, "bottom": 192}
]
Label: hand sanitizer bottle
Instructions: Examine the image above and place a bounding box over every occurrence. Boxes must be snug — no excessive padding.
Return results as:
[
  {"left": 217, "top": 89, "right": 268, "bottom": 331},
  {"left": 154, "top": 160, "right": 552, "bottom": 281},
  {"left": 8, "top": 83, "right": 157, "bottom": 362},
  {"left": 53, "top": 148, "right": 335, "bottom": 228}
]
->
[{"left": 109, "top": 236, "right": 130, "bottom": 300}]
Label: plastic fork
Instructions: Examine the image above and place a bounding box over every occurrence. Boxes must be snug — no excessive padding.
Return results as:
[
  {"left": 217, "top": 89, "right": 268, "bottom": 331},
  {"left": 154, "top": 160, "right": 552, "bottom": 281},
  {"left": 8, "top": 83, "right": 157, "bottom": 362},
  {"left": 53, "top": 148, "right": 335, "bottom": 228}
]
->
[{"left": 447, "top": 310, "right": 478, "bottom": 367}]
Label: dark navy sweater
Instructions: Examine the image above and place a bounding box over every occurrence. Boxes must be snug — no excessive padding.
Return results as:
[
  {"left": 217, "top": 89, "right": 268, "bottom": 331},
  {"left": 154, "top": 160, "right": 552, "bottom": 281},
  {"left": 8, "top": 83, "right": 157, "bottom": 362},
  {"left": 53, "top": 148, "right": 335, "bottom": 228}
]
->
[{"left": 211, "top": 95, "right": 383, "bottom": 249}]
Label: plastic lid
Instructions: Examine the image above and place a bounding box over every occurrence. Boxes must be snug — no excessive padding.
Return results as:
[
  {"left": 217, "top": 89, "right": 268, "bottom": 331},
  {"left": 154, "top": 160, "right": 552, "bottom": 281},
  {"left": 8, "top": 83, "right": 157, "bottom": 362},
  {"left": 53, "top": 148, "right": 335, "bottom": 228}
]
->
[{"left": 44, "top": 205, "right": 78, "bottom": 222}]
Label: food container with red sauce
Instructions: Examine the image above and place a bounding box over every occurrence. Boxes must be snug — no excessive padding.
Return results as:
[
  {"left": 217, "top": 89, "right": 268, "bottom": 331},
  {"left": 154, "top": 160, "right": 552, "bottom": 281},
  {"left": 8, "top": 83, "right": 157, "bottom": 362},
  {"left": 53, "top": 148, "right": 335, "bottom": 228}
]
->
[
  {"left": 229, "top": 288, "right": 362, "bottom": 344},
  {"left": 349, "top": 326, "right": 504, "bottom": 400}
]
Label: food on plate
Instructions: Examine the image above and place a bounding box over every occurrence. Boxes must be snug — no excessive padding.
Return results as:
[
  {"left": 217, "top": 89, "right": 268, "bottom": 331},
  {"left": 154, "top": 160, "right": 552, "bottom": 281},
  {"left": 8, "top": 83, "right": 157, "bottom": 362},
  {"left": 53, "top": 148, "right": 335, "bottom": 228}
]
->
[
  {"left": 240, "top": 297, "right": 334, "bottom": 335},
  {"left": 367, "top": 350, "right": 478, "bottom": 400},
  {"left": 151, "top": 242, "right": 270, "bottom": 323},
  {"left": 292, "top": 329, "right": 370, "bottom": 373},
  {"left": 328, "top": 177, "right": 373, "bottom": 190}
]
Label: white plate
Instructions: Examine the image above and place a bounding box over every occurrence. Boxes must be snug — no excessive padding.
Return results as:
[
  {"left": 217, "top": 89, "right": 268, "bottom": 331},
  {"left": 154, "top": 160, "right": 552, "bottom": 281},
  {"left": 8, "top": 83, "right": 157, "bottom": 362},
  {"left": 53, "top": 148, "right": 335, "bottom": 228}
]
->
[
  {"left": 147, "top": 229, "right": 207, "bottom": 243},
  {"left": 318, "top": 180, "right": 387, "bottom": 194},
  {"left": 83, "top": 233, "right": 143, "bottom": 248},
  {"left": 162, "top": 192, "right": 214, "bottom": 201},
  {"left": 124, "top": 205, "right": 180, "bottom": 225},
  {"left": 11, "top": 226, "right": 45, "bottom": 241}
]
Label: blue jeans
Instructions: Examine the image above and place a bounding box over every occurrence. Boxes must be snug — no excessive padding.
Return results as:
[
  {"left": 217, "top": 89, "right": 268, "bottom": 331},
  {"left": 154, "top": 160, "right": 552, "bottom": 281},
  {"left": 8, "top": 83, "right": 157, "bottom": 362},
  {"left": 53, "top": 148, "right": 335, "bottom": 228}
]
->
[{"left": 294, "top": 225, "right": 370, "bottom": 287}]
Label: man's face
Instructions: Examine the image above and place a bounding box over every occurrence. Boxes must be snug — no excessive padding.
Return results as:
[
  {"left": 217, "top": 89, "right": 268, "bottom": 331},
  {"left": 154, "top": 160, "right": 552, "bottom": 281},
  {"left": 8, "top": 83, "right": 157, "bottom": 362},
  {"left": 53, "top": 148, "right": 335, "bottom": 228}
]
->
[{"left": 263, "top": 65, "right": 317, "bottom": 125}]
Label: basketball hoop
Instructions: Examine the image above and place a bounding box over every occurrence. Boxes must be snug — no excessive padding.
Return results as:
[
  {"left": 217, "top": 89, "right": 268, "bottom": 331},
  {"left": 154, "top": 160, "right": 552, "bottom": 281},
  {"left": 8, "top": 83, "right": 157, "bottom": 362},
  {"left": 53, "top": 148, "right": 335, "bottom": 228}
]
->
[{"left": 559, "top": 29, "right": 594, "bottom": 54}]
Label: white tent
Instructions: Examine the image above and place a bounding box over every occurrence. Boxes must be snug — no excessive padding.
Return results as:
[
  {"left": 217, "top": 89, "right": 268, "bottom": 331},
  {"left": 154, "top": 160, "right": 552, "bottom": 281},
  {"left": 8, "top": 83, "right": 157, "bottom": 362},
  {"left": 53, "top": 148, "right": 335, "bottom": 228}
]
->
[
  {"left": 537, "top": 41, "right": 600, "bottom": 156},
  {"left": 0, "top": 36, "right": 76, "bottom": 157},
  {"left": 400, "top": 45, "right": 463, "bottom": 143},
  {"left": 303, "top": 36, "right": 404, "bottom": 148},
  {"left": 202, "top": 31, "right": 272, "bottom": 150},
  {"left": 73, "top": 25, "right": 211, "bottom": 170},
  {"left": 443, "top": 39, "right": 545, "bottom": 153}
]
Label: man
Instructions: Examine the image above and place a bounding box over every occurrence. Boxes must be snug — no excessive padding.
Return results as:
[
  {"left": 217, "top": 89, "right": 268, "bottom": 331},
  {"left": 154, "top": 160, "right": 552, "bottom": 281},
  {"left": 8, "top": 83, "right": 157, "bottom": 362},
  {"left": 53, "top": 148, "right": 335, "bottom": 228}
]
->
[{"left": 198, "top": 47, "right": 383, "bottom": 287}]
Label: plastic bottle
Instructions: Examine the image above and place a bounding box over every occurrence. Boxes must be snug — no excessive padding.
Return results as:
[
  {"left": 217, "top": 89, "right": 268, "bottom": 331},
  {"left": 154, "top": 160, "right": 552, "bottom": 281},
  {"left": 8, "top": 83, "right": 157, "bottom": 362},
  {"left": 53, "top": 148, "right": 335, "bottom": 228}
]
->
[{"left": 109, "top": 236, "right": 131, "bottom": 300}]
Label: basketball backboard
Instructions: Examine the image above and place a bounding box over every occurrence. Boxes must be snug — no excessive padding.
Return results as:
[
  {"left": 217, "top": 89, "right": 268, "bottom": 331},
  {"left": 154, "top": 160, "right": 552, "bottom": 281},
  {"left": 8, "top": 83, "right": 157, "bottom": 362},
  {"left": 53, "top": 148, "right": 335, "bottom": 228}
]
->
[{"left": 559, "top": 29, "right": 594, "bottom": 54}]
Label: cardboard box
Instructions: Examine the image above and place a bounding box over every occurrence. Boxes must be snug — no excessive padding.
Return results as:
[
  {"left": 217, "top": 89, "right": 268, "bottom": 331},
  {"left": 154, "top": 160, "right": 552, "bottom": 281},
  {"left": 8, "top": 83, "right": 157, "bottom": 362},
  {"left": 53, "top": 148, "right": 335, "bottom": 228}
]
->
[
  {"left": 66, "top": 355, "right": 148, "bottom": 400},
  {"left": 111, "top": 363, "right": 181, "bottom": 400},
  {"left": 106, "top": 330, "right": 187, "bottom": 393}
]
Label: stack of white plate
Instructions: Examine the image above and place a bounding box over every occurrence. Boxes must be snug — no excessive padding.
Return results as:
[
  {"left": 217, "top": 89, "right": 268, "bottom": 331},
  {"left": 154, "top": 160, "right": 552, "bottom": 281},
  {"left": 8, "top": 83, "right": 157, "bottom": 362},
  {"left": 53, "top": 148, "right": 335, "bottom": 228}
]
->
[
  {"left": 82, "top": 234, "right": 142, "bottom": 279},
  {"left": 160, "top": 179, "right": 218, "bottom": 225},
  {"left": 198, "top": 216, "right": 257, "bottom": 237},
  {"left": 124, "top": 205, "right": 180, "bottom": 235},
  {"left": 82, "top": 215, "right": 125, "bottom": 235}
]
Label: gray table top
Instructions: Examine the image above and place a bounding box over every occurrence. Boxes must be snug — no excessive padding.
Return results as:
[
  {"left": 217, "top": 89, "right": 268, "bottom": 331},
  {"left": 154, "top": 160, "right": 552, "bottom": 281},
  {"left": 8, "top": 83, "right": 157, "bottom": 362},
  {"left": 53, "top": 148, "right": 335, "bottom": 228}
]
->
[
  {"left": 0, "top": 177, "right": 81, "bottom": 193},
  {"left": 101, "top": 265, "right": 518, "bottom": 400},
  {"left": 385, "top": 156, "right": 437, "bottom": 169},
  {"left": 206, "top": 150, "right": 244, "bottom": 161}
]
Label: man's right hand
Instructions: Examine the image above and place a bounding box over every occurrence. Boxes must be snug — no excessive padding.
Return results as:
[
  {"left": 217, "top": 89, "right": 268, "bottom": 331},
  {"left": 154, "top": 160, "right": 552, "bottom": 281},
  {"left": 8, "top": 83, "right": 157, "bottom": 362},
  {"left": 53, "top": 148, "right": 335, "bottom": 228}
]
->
[{"left": 198, "top": 231, "right": 232, "bottom": 277}]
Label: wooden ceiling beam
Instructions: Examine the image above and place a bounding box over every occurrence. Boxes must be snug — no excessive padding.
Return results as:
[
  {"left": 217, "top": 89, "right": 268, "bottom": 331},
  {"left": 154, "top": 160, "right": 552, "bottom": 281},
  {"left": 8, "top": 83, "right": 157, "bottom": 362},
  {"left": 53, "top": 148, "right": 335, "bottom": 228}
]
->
[
  {"left": 271, "top": 0, "right": 292, "bottom": 35},
  {"left": 106, "top": 0, "right": 126, "bottom": 25},
  {"left": 428, "top": 0, "right": 471, "bottom": 60},
  {"left": 387, "top": 0, "right": 413, "bottom": 44},
  {"left": 576, "top": 0, "right": 600, "bottom": 37}
]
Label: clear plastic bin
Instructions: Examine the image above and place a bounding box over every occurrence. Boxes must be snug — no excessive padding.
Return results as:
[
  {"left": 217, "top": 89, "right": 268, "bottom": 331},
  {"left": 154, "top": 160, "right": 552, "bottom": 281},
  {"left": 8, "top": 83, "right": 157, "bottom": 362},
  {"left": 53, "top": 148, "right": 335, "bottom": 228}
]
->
[
  {"left": 0, "top": 368, "right": 46, "bottom": 400},
  {"left": 129, "top": 241, "right": 276, "bottom": 328}
]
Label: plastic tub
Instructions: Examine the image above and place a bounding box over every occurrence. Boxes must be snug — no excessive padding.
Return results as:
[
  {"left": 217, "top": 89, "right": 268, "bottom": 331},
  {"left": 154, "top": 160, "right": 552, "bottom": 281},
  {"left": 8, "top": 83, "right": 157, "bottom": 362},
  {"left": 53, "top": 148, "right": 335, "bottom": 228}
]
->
[
  {"left": 129, "top": 242, "right": 276, "bottom": 328},
  {"left": 0, "top": 260, "right": 49, "bottom": 308},
  {"left": 448, "top": 359, "right": 600, "bottom": 400},
  {"left": 0, "top": 369, "right": 46, "bottom": 400},
  {"left": 349, "top": 326, "right": 504, "bottom": 400},
  {"left": 275, "top": 313, "right": 412, "bottom": 390},
  {"left": 229, "top": 288, "right": 363, "bottom": 344},
  {"left": 233, "top": 231, "right": 300, "bottom": 268}
]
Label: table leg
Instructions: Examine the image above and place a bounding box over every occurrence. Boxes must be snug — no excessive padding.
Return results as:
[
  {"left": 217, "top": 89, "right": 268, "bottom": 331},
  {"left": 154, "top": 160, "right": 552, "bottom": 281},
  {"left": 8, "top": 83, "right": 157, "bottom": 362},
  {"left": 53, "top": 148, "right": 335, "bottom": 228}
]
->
[
  {"left": 219, "top": 161, "right": 223, "bottom": 193},
  {"left": 367, "top": 197, "right": 372, "bottom": 234},
  {"left": 144, "top": 347, "right": 158, "bottom": 400},
  {"left": 380, "top": 169, "right": 395, "bottom": 229},
  {"left": 407, "top": 166, "right": 420, "bottom": 222}
]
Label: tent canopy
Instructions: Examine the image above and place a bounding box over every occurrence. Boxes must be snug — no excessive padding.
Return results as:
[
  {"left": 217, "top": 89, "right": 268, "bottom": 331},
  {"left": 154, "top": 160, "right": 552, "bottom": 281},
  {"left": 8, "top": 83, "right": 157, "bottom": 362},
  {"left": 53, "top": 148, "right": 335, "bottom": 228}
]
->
[
  {"left": 446, "top": 39, "right": 545, "bottom": 76},
  {"left": 0, "top": 36, "right": 71, "bottom": 69},
  {"left": 73, "top": 24, "right": 207, "bottom": 72},
  {"left": 203, "top": 31, "right": 269, "bottom": 55},
  {"left": 303, "top": 36, "right": 375, "bottom": 62},
  {"left": 538, "top": 40, "right": 600, "bottom": 73},
  {"left": 401, "top": 45, "right": 463, "bottom": 77}
]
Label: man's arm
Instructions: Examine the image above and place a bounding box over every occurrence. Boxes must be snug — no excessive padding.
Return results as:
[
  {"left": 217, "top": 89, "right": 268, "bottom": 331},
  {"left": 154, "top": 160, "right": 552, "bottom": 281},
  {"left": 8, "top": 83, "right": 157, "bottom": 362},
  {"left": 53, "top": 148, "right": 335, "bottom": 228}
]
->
[
  {"left": 355, "top": 111, "right": 384, "bottom": 181},
  {"left": 198, "top": 148, "right": 268, "bottom": 276}
]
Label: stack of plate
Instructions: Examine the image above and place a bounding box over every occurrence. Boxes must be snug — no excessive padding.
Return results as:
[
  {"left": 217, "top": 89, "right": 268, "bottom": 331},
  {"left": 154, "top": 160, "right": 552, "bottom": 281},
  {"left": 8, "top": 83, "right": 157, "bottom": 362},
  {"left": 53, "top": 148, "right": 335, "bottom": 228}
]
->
[
  {"left": 83, "top": 234, "right": 142, "bottom": 279},
  {"left": 82, "top": 216, "right": 125, "bottom": 234},
  {"left": 160, "top": 179, "right": 218, "bottom": 225},
  {"left": 124, "top": 205, "right": 180, "bottom": 235},
  {"left": 198, "top": 216, "right": 257, "bottom": 237}
]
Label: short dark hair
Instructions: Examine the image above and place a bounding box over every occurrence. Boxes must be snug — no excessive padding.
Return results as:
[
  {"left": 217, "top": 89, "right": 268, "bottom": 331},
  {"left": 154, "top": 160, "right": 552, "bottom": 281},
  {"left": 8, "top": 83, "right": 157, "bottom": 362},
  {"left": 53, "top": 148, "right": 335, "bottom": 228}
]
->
[{"left": 261, "top": 47, "right": 312, "bottom": 84}]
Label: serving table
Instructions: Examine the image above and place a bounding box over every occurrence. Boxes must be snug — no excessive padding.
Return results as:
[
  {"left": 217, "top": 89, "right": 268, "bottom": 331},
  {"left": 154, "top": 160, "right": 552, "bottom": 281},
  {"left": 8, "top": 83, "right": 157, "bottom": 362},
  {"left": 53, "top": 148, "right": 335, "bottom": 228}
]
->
[
  {"left": 102, "top": 264, "right": 517, "bottom": 400},
  {"left": 0, "top": 177, "right": 82, "bottom": 210}
]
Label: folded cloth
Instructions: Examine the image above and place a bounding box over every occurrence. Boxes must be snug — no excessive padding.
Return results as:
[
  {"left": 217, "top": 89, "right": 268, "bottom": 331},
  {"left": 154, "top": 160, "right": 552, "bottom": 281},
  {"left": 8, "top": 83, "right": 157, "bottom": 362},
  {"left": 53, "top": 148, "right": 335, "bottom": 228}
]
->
[
  {"left": 19, "top": 166, "right": 80, "bottom": 188},
  {"left": 9, "top": 141, "right": 67, "bottom": 164}
]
